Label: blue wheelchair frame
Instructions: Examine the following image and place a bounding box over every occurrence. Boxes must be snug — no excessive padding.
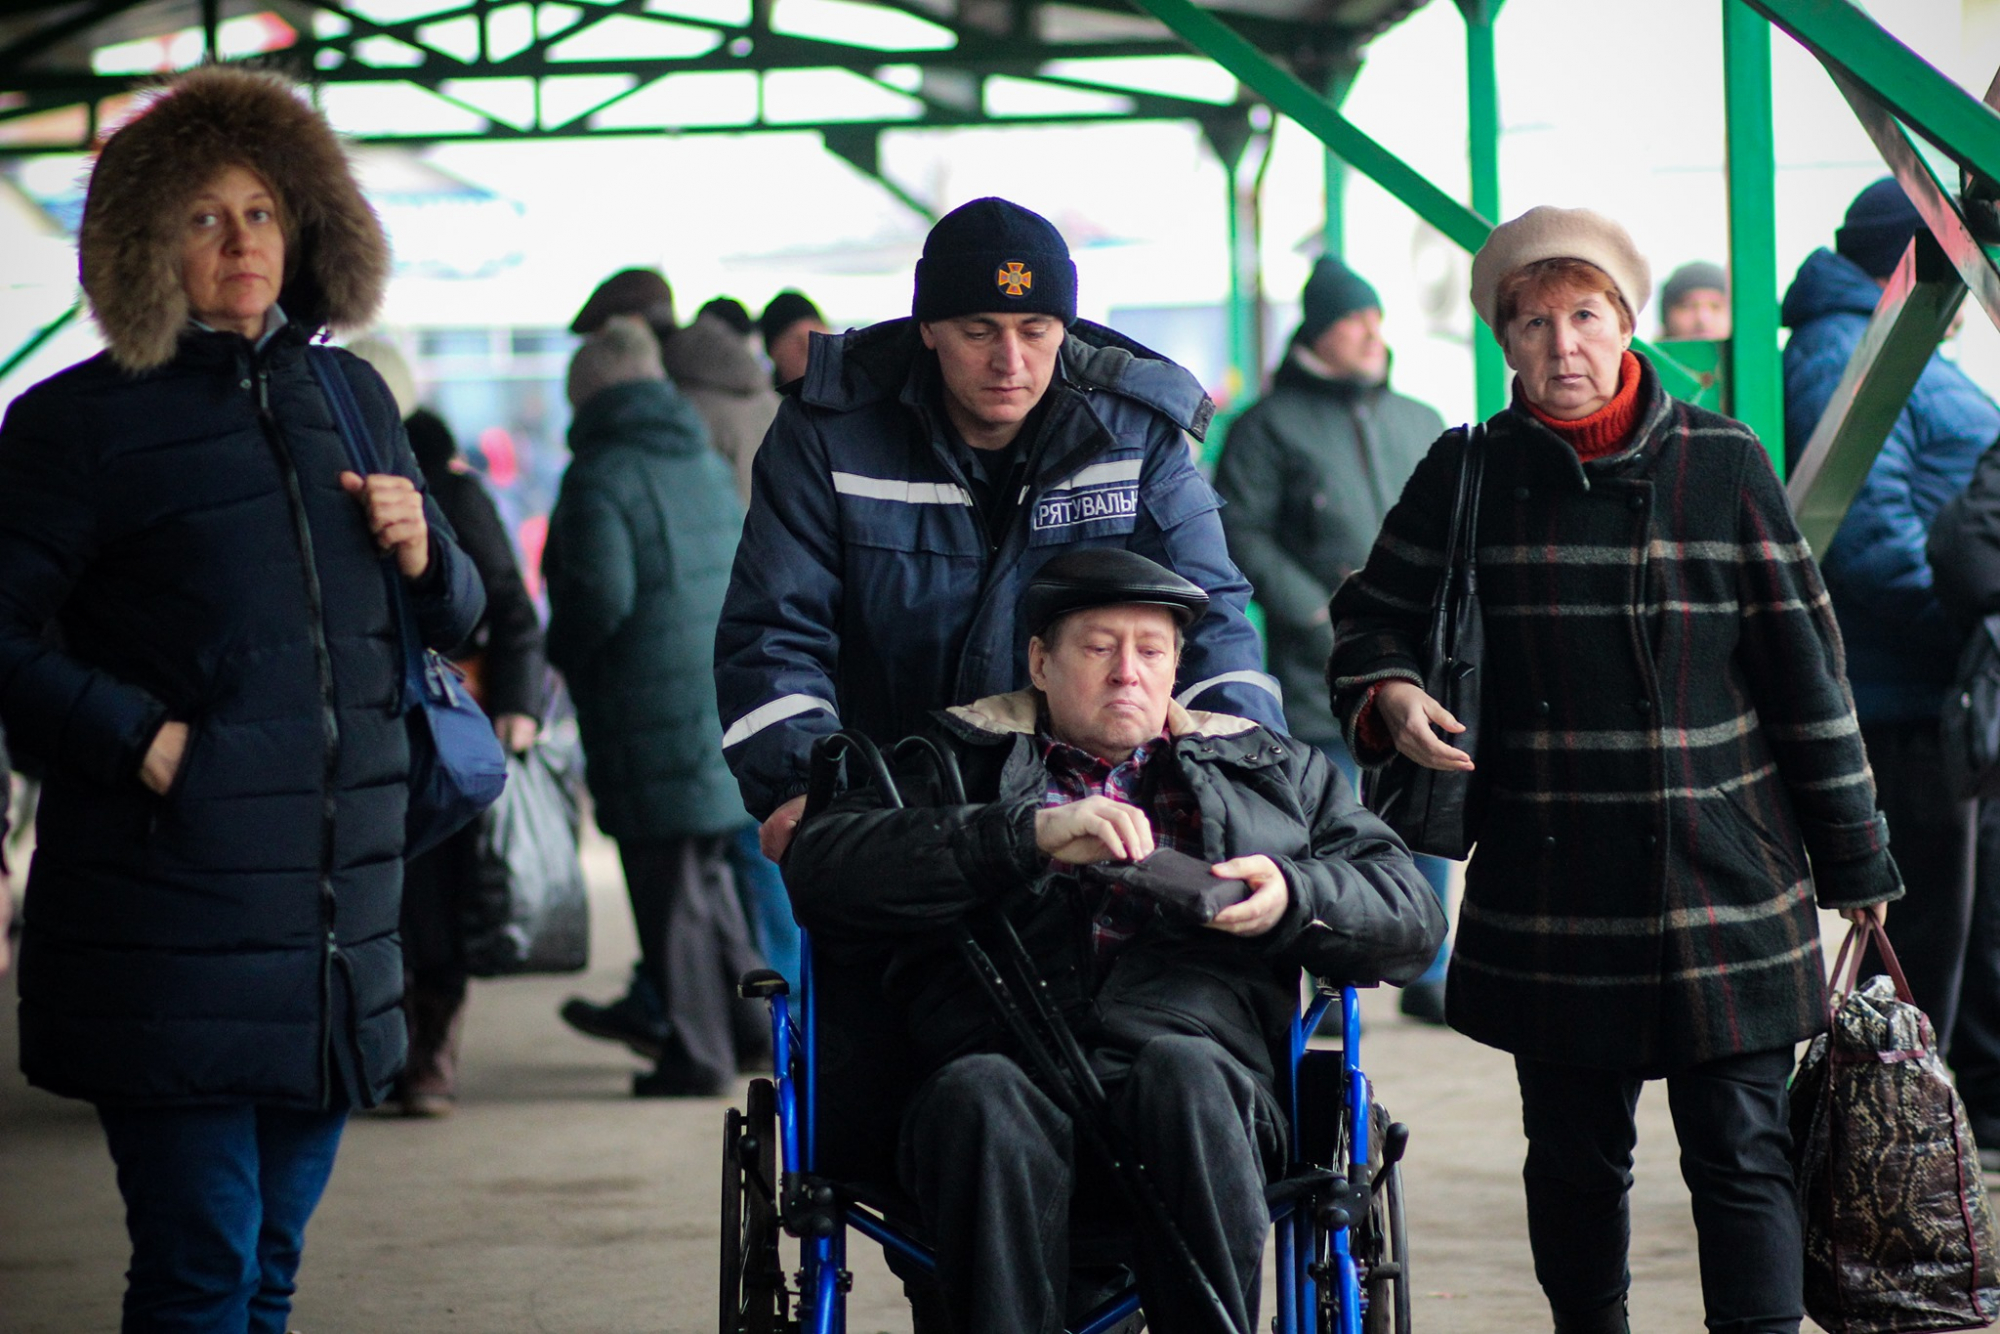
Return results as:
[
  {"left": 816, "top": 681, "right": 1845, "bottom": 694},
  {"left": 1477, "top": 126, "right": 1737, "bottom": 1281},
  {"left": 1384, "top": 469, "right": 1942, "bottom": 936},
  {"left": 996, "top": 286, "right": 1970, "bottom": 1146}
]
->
[{"left": 726, "top": 937, "right": 1406, "bottom": 1334}]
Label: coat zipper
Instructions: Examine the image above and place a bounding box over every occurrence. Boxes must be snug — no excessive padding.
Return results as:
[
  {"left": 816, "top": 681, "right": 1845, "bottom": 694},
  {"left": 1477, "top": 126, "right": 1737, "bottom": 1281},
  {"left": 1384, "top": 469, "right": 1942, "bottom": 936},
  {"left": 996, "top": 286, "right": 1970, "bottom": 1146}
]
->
[{"left": 254, "top": 361, "right": 345, "bottom": 1110}]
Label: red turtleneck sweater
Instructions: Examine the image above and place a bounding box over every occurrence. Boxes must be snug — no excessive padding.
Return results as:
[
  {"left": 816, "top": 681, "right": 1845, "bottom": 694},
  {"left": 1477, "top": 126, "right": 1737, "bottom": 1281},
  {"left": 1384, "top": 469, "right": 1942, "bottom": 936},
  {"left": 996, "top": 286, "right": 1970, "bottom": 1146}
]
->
[
  {"left": 1351, "top": 350, "right": 1644, "bottom": 755},
  {"left": 1523, "top": 349, "right": 1643, "bottom": 460}
]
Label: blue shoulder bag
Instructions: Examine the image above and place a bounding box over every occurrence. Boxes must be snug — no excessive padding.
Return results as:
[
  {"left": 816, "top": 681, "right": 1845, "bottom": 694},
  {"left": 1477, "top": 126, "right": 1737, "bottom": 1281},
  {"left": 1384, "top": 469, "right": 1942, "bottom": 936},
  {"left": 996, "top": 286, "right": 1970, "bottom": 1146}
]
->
[{"left": 307, "top": 347, "right": 508, "bottom": 857}]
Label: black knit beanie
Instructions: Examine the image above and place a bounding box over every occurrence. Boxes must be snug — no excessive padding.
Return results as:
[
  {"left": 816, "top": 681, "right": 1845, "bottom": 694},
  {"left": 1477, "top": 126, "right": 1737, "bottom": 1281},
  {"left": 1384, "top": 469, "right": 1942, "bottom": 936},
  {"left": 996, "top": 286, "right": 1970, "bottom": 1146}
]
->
[
  {"left": 913, "top": 197, "right": 1077, "bottom": 324},
  {"left": 758, "top": 289, "right": 823, "bottom": 346},
  {"left": 1299, "top": 255, "right": 1381, "bottom": 343},
  {"left": 1836, "top": 177, "right": 1926, "bottom": 279}
]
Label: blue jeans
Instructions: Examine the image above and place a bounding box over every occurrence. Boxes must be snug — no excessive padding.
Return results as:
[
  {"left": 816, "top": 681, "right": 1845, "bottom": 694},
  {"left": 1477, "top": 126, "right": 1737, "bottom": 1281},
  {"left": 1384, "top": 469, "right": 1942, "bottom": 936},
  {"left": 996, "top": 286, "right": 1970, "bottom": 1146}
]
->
[
  {"left": 96, "top": 1103, "right": 347, "bottom": 1334},
  {"left": 729, "top": 823, "right": 801, "bottom": 987},
  {"left": 1318, "top": 738, "right": 1452, "bottom": 983}
]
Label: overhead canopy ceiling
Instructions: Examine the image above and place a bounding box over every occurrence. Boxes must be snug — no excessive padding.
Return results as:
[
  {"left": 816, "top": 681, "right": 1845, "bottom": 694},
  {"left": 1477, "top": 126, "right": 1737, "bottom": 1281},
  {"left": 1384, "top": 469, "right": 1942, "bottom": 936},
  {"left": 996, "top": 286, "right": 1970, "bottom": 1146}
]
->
[{"left": 0, "top": 0, "right": 1430, "bottom": 154}]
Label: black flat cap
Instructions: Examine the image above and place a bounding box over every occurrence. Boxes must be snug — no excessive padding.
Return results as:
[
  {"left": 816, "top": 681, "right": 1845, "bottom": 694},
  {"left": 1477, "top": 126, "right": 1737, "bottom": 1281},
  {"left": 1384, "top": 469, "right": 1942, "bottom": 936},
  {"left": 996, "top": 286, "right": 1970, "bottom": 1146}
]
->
[{"left": 1023, "top": 549, "right": 1208, "bottom": 640}]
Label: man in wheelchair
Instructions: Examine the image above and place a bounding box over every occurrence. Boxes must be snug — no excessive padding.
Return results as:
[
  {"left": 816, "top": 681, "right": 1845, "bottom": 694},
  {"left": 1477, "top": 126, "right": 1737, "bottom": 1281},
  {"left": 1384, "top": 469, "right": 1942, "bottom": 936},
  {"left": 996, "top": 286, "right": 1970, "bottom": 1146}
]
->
[{"left": 785, "top": 548, "right": 1446, "bottom": 1334}]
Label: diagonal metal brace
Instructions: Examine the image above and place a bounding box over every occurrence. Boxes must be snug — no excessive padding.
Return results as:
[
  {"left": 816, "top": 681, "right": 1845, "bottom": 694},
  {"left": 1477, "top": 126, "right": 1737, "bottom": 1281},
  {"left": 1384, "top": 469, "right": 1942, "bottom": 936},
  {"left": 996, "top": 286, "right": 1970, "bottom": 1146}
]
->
[{"left": 1787, "top": 232, "right": 1967, "bottom": 554}]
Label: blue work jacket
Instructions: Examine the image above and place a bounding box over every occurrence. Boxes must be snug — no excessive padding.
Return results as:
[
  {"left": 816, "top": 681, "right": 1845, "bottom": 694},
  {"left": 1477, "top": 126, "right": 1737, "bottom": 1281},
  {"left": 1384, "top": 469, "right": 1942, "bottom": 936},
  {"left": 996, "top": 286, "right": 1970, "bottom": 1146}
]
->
[{"left": 714, "top": 317, "right": 1283, "bottom": 820}]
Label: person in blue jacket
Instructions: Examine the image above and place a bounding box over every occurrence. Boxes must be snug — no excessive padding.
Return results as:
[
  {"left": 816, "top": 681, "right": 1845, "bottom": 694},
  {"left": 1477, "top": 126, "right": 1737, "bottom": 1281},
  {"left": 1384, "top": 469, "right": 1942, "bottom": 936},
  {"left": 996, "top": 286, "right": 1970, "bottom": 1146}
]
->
[
  {"left": 0, "top": 67, "right": 482, "bottom": 1331},
  {"left": 1783, "top": 176, "right": 2000, "bottom": 1060},
  {"left": 715, "top": 197, "right": 1284, "bottom": 862}
]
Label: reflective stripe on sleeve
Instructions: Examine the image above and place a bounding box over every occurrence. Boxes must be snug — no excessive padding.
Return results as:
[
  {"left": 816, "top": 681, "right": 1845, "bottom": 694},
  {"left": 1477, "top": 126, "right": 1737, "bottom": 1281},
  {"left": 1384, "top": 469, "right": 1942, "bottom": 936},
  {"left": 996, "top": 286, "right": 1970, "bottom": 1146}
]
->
[{"left": 721, "top": 694, "right": 839, "bottom": 749}]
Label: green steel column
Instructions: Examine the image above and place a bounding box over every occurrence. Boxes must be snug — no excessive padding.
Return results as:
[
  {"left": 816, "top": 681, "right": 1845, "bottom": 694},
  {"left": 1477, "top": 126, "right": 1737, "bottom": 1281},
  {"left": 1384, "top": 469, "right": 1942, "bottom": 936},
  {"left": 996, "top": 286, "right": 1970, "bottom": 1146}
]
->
[
  {"left": 1723, "top": 0, "right": 1784, "bottom": 474},
  {"left": 1322, "top": 60, "right": 1358, "bottom": 259},
  {"left": 1458, "top": 0, "right": 1507, "bottom": 418}
]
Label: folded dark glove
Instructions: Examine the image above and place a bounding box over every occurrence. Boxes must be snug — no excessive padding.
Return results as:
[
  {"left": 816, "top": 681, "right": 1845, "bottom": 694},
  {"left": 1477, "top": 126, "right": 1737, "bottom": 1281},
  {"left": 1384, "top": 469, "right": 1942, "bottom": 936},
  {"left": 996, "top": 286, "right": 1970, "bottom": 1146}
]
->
[{"left": 1084, "top": 847, "right": 1246, "bottom": 925}]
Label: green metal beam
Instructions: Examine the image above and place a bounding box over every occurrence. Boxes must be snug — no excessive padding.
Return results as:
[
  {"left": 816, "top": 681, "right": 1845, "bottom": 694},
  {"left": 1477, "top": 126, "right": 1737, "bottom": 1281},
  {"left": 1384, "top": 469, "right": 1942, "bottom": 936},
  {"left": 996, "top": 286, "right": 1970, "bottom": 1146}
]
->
[
  {"left": 1457, "top": 0, "right": 1506, "bottom": 419},
  {"left": 1787, "top": 233, "right": 1966, "bottom": 553},
  {"left": 1722, "top": 0, "right": 1782, "bottom": 474},
  {"left": 1743, "top": 0, "right": 2000, "bottom": 184},
  {"left": 0, "top": 300, "right": 81, "bottom": 386},
  {"left": 1128, "top": 0, "right": 1705, "bottom": 404},
  {"left": 821, "top": 125, "right": 935, "bottom": 222},
  {"left": 1829, "top": 66, "right": 2000, "bottom": 341},
  {"left": 1320, "top": 57, "right": 1358, "bottom": 259}
]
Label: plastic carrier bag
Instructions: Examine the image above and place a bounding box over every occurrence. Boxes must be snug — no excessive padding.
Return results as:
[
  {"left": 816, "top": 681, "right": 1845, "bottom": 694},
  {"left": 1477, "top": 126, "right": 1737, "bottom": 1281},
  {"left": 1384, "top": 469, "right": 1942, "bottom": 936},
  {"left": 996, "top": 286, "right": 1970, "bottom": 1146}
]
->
[{"left": 460, "top": 714, "right": 589, "bottom": 978}]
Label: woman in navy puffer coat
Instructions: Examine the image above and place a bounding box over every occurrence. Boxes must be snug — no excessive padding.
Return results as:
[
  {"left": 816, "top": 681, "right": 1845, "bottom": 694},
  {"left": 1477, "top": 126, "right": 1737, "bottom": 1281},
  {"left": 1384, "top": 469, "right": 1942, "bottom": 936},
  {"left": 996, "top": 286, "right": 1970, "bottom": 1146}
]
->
[{"left": 0, "top": 67, "right": 481, "bottom": 1332}]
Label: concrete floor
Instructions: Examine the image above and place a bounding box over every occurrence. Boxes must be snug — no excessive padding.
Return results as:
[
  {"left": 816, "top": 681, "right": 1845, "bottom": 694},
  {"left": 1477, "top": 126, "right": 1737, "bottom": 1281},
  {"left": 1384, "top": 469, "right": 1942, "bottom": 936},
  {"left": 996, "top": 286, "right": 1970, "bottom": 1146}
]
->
[{"left": 1, "top": 831, "right": 1805, "bottom": 1333}]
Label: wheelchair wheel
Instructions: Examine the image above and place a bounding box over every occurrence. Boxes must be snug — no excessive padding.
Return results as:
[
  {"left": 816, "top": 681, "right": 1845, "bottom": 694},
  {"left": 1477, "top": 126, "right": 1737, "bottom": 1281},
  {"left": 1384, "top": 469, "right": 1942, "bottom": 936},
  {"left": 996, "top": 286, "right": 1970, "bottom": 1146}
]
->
[
  {"left": 721, "top": 1078, "right": 791, "bottom": 1334},
  {"left": 1357, "top": 1106, "right": 1411, "bottom": 1334}
]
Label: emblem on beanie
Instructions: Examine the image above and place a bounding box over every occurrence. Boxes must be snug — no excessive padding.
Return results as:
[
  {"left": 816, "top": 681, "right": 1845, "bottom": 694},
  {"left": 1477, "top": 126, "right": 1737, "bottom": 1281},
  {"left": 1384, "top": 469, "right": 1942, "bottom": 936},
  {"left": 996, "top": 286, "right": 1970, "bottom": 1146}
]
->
[{"left": 997, "top": 262, "right": 1033, "bottom": 298}]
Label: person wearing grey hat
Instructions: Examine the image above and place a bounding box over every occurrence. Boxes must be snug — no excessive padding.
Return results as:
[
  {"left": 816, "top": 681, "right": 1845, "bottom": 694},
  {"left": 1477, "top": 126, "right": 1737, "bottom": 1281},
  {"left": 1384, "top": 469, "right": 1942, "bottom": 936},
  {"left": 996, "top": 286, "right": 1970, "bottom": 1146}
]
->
[
  {"left": 1783, "top": 176, "right": 2000, "bottom": 1170},
  {"left": 1332, "top": 205, "right": 1901, "bottom": 1334},
  {"left": 717, "top": 196, "right": 1282, "bottom": 868},
  {"left": 785, "top": 546, "right": 1441, "bottom": 1334},
  {"left": 1213, "top": 254, "right": 1452, "bottom": 1023},
  {"left": 1658, "top": 261, "right": 1730, "bottom": 340}
]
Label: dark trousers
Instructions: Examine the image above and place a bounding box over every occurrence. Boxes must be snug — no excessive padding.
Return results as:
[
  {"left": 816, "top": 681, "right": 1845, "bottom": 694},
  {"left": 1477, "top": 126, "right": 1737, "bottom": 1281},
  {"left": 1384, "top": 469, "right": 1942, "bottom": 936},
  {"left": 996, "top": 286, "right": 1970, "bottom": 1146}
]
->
[
  {"left": 1860, "top": 720, "right": 1978, "bottom": 1045},
  {"left": 620, "top": 836, "right": 765, "bottom": 1084},
  {"left": 1514, "top": 1047, "right": 1801, "bottom": 1334},
  {"left": 898, "top": 1036, "right": 1281, "bottom": 1334},
  {"left": 96, "top": 1103, "right": 347, "bottom": 1334},
  {"left": 1951, "top": 797, "right": 2000, "bottom": 1145}
]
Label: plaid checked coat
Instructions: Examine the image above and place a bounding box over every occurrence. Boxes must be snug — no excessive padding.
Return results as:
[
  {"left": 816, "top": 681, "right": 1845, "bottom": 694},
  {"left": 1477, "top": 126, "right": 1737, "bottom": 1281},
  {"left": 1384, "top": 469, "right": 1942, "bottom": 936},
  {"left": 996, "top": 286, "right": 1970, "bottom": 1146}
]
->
[{"left": 1328, "top": 355, "right": 1904, "bottom": 1072}]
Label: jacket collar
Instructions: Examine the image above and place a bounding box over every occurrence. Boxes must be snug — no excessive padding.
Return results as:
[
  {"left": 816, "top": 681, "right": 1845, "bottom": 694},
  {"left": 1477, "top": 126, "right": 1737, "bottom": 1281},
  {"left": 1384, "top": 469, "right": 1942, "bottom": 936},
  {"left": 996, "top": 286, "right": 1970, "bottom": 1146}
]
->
[
  {"left": 1271, "top": 340, "right": 1391, "bottom": 403},
  {"left": 940, "top": 688, "right": 1259, "bottom": 744}
]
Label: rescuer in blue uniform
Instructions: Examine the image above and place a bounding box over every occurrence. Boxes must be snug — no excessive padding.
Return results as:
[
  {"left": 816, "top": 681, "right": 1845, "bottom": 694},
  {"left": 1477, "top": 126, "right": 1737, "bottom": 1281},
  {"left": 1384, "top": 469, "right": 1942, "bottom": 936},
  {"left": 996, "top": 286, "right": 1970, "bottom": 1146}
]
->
[{"left": 716, "top": 197, "right": 1283, "bottom": 861}]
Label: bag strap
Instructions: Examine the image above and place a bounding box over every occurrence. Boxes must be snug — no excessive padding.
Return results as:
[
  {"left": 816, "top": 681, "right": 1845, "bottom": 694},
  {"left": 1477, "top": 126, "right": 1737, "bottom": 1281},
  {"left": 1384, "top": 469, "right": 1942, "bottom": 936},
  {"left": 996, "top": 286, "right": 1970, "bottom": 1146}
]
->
[
  {"left": 304, "top": 346, "right": 424, "bottom": 707},
  {"left": 1861, "top": 915, "right": 1916, "bottom": 1004},
  {"left": 1430, "top": 423, "right": 1486, "bottom": 644},
  {"left": 1828, "top": 916, "right": 1916, "bottom": 1010}
]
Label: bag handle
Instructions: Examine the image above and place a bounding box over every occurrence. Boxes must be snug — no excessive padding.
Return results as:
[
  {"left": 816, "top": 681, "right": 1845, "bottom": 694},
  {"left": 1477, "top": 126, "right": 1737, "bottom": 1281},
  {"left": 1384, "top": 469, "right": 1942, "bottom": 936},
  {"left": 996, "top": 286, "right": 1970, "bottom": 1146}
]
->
[
  {"left": 1828, "top": 915, "right": 1915, "bottom": 1009},
  {"left": 1430, "top": 423, "right": 1486, "bottom": 653}
]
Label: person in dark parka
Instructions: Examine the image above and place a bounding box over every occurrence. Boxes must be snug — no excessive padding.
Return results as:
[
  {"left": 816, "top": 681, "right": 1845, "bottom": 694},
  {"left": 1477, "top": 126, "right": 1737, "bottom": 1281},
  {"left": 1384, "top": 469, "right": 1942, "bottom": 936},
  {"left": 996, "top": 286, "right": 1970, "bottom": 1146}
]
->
[
  {"left": 1783, "top": 177, "right": 2000, "bottom": 1075},
  {"left": 1212, "top": 255, "right": 1454, "bottom": 1023},
  {"left": 349, "top": 335, "right": 548, "bottom": 1116},
  {"left": 0, "top": 66, "right": 482, "bottom": 1332},
  {"left": 1330, "top": 207, "right": 1901, "bottom": 1334},
  {"left": 544, "top": 317, "right": 765, "bottom": 1097}
]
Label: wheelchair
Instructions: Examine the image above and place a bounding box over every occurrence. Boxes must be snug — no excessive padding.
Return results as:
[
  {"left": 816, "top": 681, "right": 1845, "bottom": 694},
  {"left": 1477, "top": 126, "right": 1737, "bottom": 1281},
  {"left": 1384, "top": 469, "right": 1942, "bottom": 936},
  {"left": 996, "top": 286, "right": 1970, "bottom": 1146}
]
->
[{"left": 719, "top": 732, "right": 1414, "bottom": 1334}]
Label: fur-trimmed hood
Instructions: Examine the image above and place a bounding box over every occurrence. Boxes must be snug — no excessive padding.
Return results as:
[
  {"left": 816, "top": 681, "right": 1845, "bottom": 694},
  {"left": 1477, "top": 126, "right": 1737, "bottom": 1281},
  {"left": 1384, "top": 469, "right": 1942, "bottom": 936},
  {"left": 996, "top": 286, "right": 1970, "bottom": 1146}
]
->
[{"left": 79, "top": 65, "right": 389, "bottom": 372}]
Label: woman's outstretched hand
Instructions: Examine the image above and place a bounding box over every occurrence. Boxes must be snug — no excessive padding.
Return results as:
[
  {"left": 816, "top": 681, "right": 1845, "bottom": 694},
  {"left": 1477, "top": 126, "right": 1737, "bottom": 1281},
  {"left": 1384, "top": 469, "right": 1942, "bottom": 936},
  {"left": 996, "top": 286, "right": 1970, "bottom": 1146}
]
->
[
  {"left": 340, "top": 471, "right": 430, "bottom": 580},
  {"left": 1375, "top": 680, "right": 1476, "bottom": 773}
]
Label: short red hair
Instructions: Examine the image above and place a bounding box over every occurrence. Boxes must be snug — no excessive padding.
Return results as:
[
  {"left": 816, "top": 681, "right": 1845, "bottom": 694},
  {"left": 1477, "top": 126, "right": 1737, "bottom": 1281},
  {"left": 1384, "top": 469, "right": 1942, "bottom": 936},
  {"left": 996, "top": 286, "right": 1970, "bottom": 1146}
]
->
[{"left": 1494, "top": 258, "right": 1634, "bottom": 347}]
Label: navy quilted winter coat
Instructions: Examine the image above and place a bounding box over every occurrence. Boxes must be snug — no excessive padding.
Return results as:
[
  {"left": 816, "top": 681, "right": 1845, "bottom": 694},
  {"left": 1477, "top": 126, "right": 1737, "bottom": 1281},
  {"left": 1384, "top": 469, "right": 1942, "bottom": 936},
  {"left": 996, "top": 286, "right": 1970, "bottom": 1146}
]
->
[{"left": 0, "top": 326, "right": 483, "bottom": 1108}]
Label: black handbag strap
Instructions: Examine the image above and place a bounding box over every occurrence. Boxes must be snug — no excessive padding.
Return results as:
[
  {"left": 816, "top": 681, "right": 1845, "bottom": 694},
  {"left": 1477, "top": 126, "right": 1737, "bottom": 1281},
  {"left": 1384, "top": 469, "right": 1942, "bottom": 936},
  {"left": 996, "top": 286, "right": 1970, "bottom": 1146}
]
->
[{"left": 1433, "top": 423, "right": 1487, "bottom": 641}]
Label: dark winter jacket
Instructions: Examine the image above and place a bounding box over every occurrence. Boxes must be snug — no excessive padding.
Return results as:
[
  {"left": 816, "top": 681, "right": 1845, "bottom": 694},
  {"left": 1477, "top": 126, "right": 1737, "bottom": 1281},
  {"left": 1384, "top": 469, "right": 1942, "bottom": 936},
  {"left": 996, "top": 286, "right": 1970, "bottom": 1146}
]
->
[
  {"left": 661, "top": 313, "right": 781, "bottom": 504},
  {"left": 784, "top": 689, "right": 1442, "bottom": 1176},
  {"left": 544, "top": 379, "right": 746, "bottom": 840},
  {"left": 0, "top": 330, "right": 484, "bottom": 1108},
  {"left": 1214, "top": 348, "right": 1445, "bottom": 740},
  {"left": 715, "top": 318, "right": 1284, "bottom": 822},
  {"left": 1329, "top": 355, "right": 1901, "bottom": 1073},
  {"left": 0, "top": 65, "right": 482, "bottom": 1111},
  {"left": 1782, "top": 247, "right": 2000, "bottom": 722},
  {"left": 407, "top": 408, "right": 547, "bottom": 720}
]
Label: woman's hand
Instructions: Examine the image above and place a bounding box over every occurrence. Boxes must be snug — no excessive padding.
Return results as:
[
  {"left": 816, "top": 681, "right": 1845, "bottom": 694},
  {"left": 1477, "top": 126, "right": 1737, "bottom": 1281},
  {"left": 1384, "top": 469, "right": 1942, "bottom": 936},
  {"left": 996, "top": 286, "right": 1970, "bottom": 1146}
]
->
[
  {"left": 140, "top": 720, "right": 189, "bottom": 795},
  {"left": 1035, "top": 795, "right": 1156, "bottom": 865},
  {"left": 1841, "top": 902, "right": 1889, "bottom": 928},
  {"left": 1375, "top": 680, "right": 1475, "bottom": 772},
  {"left": 493, "top": 712, "right": 538, "bottom": 754},
  {"left": 1207, "top": 855, "right": 1289, "bottom": 937},
  {"left": 340, "top": 471, "right": 430, "bottom": 580}
]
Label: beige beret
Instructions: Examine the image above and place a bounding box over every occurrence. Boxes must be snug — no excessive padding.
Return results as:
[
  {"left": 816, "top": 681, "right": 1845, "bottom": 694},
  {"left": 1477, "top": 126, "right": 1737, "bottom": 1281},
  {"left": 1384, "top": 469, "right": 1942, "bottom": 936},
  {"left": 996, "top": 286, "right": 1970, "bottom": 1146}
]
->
[{"left": 1470, "top": 205, "right": 1652, "bottom": 335}]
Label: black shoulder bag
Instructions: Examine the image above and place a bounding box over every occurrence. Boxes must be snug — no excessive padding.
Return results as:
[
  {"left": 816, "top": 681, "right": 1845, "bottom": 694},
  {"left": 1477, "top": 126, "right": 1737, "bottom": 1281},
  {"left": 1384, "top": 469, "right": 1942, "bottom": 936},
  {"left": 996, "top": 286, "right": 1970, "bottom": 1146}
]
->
[{"left": 1360, "top": 423, "right": 1486, "bottom": 860}]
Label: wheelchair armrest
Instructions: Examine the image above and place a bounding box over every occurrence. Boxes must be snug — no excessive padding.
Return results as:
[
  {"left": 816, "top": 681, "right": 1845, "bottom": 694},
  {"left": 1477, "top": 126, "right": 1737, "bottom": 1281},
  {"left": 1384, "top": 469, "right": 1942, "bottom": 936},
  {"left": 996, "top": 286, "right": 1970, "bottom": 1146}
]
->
[{"left": 739, "top": 968, "right": 790, "bottom": 1000}]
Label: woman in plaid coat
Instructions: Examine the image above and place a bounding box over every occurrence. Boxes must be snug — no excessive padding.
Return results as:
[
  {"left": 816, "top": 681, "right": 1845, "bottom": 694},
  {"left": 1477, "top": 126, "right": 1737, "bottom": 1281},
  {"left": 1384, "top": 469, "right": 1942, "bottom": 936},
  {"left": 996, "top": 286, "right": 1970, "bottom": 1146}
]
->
[{"left": 1328, "top": 208, "right": 1902, "bottom": 1334}]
